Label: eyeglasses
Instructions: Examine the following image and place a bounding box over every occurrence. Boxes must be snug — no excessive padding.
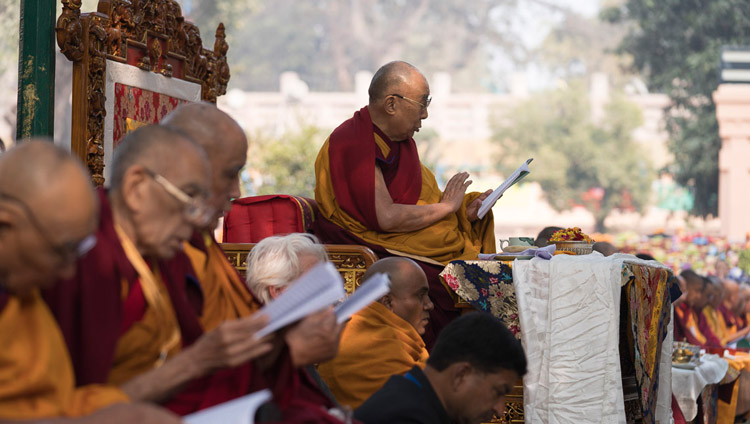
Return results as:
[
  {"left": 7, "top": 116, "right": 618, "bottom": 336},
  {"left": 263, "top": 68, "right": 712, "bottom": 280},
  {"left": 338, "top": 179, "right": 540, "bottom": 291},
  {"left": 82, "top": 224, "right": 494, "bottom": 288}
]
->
[
  {"left": 143, "top": 169, "right": 214, "bottom": 227},
  {"left": 0, "top": 192, "right": 97, "bottom": 262},
  {"left": 390, "top": 93, "right": 432, "bottom": 111}
]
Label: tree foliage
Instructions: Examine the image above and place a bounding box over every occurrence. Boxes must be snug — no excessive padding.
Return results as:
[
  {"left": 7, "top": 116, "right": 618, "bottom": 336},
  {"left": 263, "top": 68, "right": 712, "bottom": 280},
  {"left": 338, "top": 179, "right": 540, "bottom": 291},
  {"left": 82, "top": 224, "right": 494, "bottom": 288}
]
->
[
  {"left": 186, "top": 0, "right": 526, "bottom": 92},
  {"left": 602, "top": 0, "right": 750, "bottom": 217},
  {"left": 492, "top": 82, "right": 654, "bottom": 232},
  {"left": 242, "top": 125, "right": 325, "bottom": 198}
]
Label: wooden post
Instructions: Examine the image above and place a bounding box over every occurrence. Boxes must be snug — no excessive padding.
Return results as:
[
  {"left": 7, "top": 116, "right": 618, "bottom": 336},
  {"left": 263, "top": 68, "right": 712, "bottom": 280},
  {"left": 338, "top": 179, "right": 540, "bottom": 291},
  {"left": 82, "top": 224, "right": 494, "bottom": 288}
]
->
[{"left": 16, "top": 0, "right": 56, "bottom": 140}]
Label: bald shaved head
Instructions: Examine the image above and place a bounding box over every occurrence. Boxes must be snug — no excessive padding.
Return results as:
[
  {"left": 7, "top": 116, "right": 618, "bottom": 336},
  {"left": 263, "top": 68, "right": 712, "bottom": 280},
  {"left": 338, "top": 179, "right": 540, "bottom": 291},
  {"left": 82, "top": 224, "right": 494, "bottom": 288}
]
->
[
  {"left": 364, "top": 257, "right": 434, "bottom": 335},
  {"left": 109, "top": 125, "right": 206, "bottom": 192},
  {"left": 368, "top": 61, "right": 422, "bottom": 103},
  {"left": 0, "top": 140, "right": 97, "bottom": 294},
  {"left": 162, "top": 103, "right": 248, "bottom": 229}
]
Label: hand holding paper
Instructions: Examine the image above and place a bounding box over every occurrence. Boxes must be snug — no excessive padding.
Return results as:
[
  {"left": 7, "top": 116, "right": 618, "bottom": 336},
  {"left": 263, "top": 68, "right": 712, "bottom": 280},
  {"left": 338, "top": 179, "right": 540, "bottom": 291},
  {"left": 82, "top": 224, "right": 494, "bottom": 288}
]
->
[{"left": 477, "top": 158, "right": 533, "bottom": 219}]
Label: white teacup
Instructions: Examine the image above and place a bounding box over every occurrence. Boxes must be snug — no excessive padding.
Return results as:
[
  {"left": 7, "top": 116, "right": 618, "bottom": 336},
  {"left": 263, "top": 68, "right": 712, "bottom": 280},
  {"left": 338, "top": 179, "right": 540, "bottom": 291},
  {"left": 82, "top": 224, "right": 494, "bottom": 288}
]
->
[{"left": 499, "top": 237, "right": 534, "bottom": 250}]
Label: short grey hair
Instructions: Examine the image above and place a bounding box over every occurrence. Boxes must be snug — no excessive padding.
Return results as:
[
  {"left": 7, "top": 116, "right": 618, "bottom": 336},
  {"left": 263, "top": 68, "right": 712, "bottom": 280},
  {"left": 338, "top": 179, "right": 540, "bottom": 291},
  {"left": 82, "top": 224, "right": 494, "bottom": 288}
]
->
[{"left": 245, "top": 233, "right": 329, "bottom": 304}]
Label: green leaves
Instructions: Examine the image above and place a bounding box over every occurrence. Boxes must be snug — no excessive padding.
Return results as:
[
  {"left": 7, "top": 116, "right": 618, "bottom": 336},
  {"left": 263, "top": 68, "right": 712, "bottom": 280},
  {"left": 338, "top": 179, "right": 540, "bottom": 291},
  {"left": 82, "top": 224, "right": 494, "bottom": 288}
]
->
[
  {"left": 492, "top": 83, "right": 654, "bottom": 231},
  {"left": 608, "top": 0, "right": 750, "bottom": 217}
]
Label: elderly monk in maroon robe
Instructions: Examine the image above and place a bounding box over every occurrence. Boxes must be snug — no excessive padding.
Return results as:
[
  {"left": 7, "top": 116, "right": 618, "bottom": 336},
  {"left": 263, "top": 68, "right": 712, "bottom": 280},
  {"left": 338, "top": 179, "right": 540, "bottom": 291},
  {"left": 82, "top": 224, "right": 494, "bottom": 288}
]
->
[
  {"left": 159, "top": 104, "right": 350, "bottom": 422},
  {"left": 44, "top": 126, "right": 276, "bottom": 415},
  {"left": 314, "top": 61, "right": 495, "bottom": 346},
  {"left": 0, "top": 140, "right": 180, "bottom": 424}
]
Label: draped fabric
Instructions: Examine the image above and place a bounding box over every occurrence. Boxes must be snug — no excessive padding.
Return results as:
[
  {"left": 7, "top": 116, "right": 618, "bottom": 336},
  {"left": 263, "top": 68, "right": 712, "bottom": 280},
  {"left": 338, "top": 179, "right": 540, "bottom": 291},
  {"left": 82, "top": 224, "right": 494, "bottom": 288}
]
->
[
  {"left": 439, "top": 260, "right": 520, "bottom": 338},
  {"left": 314, "top": 108, "right": 495, "bottom": 266},
  {"left": 0, "top": 290, "right": 128, "bottom": 419},
  {"left": 325, "top": 106, "right": 422, "bottom": 232},
  {"left": 620, "top": 263, "right": 672, "bottom": 423},
  {"left": 106, "top": 224, "right": 182, "bottom": 385},
  {"left": 317, "top": 302, "right": 429, "bottom": 409},
  {"left": 183, "top": 231, "right": 261, "bottom": 331},
  {"left": 43, "top": 189, "right": 202, "bottom": 386},
  {"left": 512, "top": 255, "right": 626, "bottom": 423}
]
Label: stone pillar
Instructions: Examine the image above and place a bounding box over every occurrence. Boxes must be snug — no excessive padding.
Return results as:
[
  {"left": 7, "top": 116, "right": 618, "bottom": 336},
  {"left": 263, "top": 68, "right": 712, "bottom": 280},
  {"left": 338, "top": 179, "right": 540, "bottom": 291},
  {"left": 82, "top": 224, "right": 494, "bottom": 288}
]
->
[{"left": 713, "top": 84, "right": 750, "bottom": 241}]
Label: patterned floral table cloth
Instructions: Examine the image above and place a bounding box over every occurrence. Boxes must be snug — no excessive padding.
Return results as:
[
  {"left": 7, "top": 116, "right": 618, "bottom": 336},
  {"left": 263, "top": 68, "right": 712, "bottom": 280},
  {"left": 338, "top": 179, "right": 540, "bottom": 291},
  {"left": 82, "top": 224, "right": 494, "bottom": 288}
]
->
[{"left": 440, "top": 256, "right": 675, "bottom": 423}]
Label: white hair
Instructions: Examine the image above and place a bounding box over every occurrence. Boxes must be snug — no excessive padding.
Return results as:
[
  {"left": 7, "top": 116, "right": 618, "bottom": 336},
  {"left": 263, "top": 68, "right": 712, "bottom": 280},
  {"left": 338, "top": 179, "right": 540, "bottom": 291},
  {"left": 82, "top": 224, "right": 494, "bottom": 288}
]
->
[{"left": 245, "top": 233, "right": 329, "bottom": 304}]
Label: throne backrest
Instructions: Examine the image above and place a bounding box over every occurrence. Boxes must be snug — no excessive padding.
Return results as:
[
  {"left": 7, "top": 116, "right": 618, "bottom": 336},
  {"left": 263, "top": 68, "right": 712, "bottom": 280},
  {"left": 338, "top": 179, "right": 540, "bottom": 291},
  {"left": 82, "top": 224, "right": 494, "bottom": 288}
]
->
[{"left": 57, "top": 0, "right": 230, "bottom": 185}]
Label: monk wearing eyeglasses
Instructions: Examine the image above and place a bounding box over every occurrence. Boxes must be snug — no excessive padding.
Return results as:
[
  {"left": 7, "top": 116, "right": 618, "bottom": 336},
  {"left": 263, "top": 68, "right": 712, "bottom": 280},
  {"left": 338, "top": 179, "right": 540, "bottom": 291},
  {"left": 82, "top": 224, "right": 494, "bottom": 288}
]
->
[
  {"left": 0, "top": 140, "right": 181, "bottom": 423},
  {"left": 314, "top": 61, "right": 495, "bottom": 346},
  {"left": 43, "top": 126, "right": 275, "bottom": 415}
]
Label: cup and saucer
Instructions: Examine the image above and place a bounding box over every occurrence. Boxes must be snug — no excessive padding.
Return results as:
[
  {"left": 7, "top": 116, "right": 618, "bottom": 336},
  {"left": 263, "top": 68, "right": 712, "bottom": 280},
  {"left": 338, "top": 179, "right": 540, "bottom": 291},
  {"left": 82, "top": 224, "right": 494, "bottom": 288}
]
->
[{"left": 495, "top": 237, "right": 536, "bottom": 260}]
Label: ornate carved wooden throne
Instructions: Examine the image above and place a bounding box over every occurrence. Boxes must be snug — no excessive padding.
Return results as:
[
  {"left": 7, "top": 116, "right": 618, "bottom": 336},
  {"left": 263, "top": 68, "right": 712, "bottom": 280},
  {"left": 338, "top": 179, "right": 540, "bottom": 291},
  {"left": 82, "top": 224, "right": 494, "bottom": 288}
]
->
[{"left": 56, "top": 0, "right": 229, "bottom": 186}]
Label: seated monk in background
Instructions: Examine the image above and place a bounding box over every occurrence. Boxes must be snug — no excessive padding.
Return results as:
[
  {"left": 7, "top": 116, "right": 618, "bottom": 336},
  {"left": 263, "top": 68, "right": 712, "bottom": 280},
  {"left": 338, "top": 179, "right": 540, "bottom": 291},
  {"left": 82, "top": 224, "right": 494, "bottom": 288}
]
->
[
  {"left": 318, "top": 257, "right": 433, "bottom": 409},
  {"left": 315, "top": 61, "right": 495, "bottom": 346},
  {"left": 722, "top": 281, "right": 750, "bottom": 345},
  {"left": 674, "top": 270, "right": 722, "bottom": 348},
  {"left": 0, "top": 141, "right": 179, "bottom": 423},
  {"left": 245, "top": 233, "right": 351, "bottom": 423},
  {"left": 44, "top": 126, "right": 275, "bottom": 415},
  {"left": 702, "top": 276, "right": 727, "bottom": 341}
]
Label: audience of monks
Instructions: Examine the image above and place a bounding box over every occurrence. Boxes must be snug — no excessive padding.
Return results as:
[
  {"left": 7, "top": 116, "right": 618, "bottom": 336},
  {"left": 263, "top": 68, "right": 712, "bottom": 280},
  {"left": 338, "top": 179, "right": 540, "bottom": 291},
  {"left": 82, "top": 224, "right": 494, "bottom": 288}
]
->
[
  {"left": 318, "top": 257, "right": 433, "bottom": 409},
  {"left": 672, "top": 265, "right": 750, "bottom": 422}
]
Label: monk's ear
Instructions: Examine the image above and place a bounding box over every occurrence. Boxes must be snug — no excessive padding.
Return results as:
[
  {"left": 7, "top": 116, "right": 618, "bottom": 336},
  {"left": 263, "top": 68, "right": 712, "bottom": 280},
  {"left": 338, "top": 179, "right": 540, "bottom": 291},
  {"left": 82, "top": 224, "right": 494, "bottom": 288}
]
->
[
  {"left": 384, "top": 96, "right": 397, "bottom": 116},
  {"left": 119, "top": 165, "right": 150, "bottom": 212},
  {"left": 380, "top": 294, "right": 394, "bottom": 311}
]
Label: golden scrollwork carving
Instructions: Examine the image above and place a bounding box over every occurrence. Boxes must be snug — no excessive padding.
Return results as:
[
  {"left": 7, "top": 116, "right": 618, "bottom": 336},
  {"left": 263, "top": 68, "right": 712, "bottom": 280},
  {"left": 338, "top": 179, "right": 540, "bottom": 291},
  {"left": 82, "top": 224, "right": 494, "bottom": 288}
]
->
[
  {"left": 57, "top": 0, "right": 84, "bottom": 61},
  {"left": 220, "top": 243, "right": 378, "bottom": 294},
  {"left": 57, "top": 0, "right": 230, "bottom": 185}
]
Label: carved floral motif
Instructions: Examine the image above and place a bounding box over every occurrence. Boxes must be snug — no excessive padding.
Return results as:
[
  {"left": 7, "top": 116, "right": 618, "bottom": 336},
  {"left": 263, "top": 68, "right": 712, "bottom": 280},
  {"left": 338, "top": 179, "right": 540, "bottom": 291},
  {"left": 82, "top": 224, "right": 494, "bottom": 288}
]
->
[{"left": 56, "top": 0, "right": 230, "bottom": 185}]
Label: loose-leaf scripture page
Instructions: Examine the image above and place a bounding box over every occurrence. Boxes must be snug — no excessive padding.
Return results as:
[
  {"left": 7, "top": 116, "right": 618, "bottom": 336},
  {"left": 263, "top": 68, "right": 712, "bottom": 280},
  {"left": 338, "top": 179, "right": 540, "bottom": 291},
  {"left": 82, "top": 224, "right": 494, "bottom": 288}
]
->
[
  {"left": 255, "top": 261, "right": 346, "bottom": 338},
  {"left": 477, "top": 158, "right": 533, "bottom": 219}
]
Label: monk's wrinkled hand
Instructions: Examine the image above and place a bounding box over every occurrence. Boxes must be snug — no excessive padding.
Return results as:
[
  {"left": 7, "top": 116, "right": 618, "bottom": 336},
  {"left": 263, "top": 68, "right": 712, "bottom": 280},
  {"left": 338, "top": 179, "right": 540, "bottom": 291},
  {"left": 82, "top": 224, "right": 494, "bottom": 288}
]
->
[
  {"left": 467, "top": 189, "right": 494, "bottom": 222},
  {"left": 285, "top": 307, "right": 344, "bottom": 367},
  {"left": 440, "top": 172, "right": 472, "bottom": 213},
  {"left": 186, "top": 313, "right": 274, "bottom": 374},
  {"left": 80, "top": 403, "right": 183, "bottom": 424}
]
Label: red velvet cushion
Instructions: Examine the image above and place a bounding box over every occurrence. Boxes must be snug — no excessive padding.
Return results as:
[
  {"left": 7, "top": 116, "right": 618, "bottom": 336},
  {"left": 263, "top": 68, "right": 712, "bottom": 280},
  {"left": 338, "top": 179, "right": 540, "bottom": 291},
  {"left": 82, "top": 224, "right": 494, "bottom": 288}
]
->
[{"left": 223, "top": 195, "right": 317, "bottom": 243}]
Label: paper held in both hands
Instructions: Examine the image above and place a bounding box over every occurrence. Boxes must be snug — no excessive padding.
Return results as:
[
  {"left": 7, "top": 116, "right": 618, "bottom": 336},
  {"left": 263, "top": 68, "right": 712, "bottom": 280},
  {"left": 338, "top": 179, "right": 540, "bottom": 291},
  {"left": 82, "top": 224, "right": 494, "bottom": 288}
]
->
[
  {"left": 477, "top": 158, "right": 533, "bottom": 220},
  {"left": 185, "top": 263, "right": 391, "bottom": 423},
  {"left": 255, "top": 261, "right": 391, "bottom": 336}
]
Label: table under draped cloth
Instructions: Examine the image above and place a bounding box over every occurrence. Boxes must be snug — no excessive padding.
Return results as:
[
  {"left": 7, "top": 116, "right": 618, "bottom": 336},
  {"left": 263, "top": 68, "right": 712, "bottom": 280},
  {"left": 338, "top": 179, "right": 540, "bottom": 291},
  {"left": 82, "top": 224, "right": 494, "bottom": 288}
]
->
[{"left": 440, "top": 254, "right": 675, "bottom": 424}]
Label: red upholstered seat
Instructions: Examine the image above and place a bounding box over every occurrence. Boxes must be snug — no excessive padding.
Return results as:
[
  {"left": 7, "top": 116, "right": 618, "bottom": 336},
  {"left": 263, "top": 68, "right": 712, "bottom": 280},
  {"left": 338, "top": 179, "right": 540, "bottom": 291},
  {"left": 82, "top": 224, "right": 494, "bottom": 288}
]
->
[{"left": 223, "top": 195, "right": 318, "bottom": 243}]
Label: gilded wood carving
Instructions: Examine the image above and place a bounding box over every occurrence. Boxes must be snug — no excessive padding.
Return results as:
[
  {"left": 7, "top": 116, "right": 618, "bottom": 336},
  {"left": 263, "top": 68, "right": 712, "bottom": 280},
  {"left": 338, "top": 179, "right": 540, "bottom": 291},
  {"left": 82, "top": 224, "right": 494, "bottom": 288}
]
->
[
  {"left": 220, "top": 243, "right": 378, "bottom": 295},
  {"left": 56, "top": 0, "right": 230, "bottom": 185}
]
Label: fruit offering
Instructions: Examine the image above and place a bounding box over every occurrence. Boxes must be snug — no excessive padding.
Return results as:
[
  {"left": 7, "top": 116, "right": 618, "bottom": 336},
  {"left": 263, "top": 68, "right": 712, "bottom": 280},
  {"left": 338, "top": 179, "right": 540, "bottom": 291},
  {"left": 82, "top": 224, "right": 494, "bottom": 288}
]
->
[{"left": 549, "top": 227, "right": 594, "bottom": 243}]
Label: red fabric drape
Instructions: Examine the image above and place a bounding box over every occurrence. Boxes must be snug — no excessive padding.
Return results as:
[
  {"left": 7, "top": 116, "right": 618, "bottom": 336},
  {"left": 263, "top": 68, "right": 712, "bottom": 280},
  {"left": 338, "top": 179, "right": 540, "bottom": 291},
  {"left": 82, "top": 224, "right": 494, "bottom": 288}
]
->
[{"left": 328, "top": 106, "right": 421, "bottom": 232}]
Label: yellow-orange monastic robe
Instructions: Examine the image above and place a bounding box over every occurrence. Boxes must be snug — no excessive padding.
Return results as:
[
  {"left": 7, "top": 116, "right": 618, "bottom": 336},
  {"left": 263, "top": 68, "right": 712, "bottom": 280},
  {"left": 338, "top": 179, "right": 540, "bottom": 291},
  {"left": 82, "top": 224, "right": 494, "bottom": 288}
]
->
[
  {"left": 705, "top": 305, "right": 729, "bottom": 341},
  {"left": 317, "top": 302, "right": 429, "bottom": 409},
  {"left": 0, "top": 290, "right": 128, "bottom": 419},
  {"left": 315, "top": 133, "right": 495, "bottom": 266},
  {"left": 183, "top": 232, "right": 260, "bottom": 331},
  {"left": 107, "top": 225, "right": 182, "bottom": 385}
]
